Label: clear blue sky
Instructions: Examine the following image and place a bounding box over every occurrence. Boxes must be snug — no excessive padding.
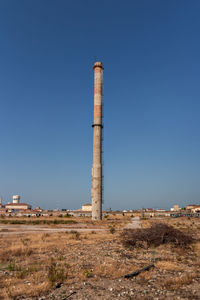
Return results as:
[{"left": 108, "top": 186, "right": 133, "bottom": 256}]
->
[{"left": 0, "top": 0, "right": 200, "bottom": 210}]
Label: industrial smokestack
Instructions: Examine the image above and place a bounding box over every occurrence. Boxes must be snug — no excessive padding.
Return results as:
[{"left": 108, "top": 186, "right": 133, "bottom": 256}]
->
[{"left": 91, "top": 62, "right": 104, "bottom": 220}]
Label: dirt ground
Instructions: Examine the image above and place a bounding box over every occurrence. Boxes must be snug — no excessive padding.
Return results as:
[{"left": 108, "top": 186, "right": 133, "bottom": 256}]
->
[{"left": 0, "top": 216, "right": 199, "bottom": 299}]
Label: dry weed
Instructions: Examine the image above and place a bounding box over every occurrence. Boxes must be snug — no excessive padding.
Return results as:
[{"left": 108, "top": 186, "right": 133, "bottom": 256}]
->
[
  {"left": 93, "top": 261, "right": 136, "bottom": 279},
  {"left": 163, "top": 273, "right": 197, "bottom": 288},
  {"left": 156, "top": 260, "right": 183, "bottom": 271}
]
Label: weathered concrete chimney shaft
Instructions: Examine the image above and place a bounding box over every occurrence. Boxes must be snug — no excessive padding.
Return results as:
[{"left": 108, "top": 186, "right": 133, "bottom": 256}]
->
[{"left": 92, "top": 62, "right": 104, "bottom": 220}]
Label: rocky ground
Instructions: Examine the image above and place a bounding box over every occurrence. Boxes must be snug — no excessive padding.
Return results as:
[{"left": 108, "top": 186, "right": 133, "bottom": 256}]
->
[
  {"left": 39, "top": 277, "right": 200, "bottom": 300},
  {"left": 0, "top": 217, "right": 200, "bottom": 299},
  {"left": 18, "top": 236, "right": 200, "bottom": 299}
]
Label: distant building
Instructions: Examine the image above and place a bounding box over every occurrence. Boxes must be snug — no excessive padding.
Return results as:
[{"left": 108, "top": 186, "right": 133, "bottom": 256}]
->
[
  {"left": 82, "top": 203, "right": 92, "bottom": 211},
  {"left": 5, "top": 203, "right": 32, "bottom": 210},
  {"left": 191, "top": 206, "right": 200, "bottom": 213},
  {"left": 173, "top": 204, "right": 179, "bottom": 211},
  {"left": 186, "top": 204, "right": 200, "bottom": 211},
  {"left": 0, "top": 207, "right": 7, "bottom": 214},
  {"left": 36, "top": 206, "right": 42, "bottom": 211},
  {"left": 4, "top": 195, "right": 32, "bottom": 210},
  {"left": 171, "top": 204, "right": 180, "bottom": 211}
]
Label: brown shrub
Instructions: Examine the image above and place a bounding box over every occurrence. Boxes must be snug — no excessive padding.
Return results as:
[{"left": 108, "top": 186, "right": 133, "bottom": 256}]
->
[
  {"left": 121, "top": 223, "right": 194, "bottom": 248},
  {"left": 47, "top": 258, "right": 68, "bottom": 286}
]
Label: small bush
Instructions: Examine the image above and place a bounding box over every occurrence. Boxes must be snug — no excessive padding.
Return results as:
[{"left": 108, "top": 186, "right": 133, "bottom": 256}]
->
[
  {"left": 16, "top": 268, "right": 28, "bottom": 279},
  {"left": 70, "top": 231, "right": 80, "bottom": 240},
  {"left": 7, "top": 262, "right": 17, "bottom": 271},
  {"left": 21, "top": 238, "right": 31, "bottom": 246},
  {"left": 48, "top": 258, "right": 67, "bottom": 285},
  {"left": 121, "top": 223, "right": 194, "bottom": 248},
  {"left": 109, "top": 226, "right": 116, "bottom": 234},
  {"left": 64, "top": 213, "right": 72, "bottom": 218},
  {"left": 42, "top": 233, "right": 50, "bottom": 241},
  {"left": 83, "top": 269, "right": 92, "bottom": 278}
]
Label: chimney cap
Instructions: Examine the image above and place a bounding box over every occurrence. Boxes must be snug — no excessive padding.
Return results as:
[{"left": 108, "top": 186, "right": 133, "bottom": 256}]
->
[{"left": 93, "top": 62, "right": 104, "bottom": 70}]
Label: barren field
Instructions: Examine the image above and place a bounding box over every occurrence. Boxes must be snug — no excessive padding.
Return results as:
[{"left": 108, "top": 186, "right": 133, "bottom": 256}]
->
[{"left": 0, "top": 216, "right": 200, "bottom": 299}]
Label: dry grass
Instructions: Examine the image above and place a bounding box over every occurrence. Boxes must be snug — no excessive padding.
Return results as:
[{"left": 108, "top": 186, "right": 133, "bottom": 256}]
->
[
  {"left": 93, "top": 260, "right": 137, "bottom": 279},
  {"left": 0, "top": 214, "right": 131, "bottom": 228},
  {"left": 193, "top": 241, "right": 200, "bottom": 256},
  {"left": 121, "top": 223, "right": 194, "bottom": 248},
  {"left": 0, "top": 229, "right": 118, "bottom": 299},
  {"left": 163, "top": 273, "right": 197, "bottom": 289},
  {"left": 156, "top": 260, "right": 184, "bottom": 271},
  {"left": 0, "top": 216, "right": 199, "bottom": 299},
  {"left": 136, "top": 268, "right": 155, "bottom": 283}
]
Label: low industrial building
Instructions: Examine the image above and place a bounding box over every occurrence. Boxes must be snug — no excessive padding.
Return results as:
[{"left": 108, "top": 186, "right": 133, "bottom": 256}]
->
[
  {"left": 5, "top": 203, "right": 32, "bottom": 210},
  {"left": 191, "top": 206, "right": 200, "bottom": 213},
  {"left": 186, "top": 204, "right": 200, "bottom": 212},
  {"left": 82, "top": 203, "right": 92, "bottom": 211}
]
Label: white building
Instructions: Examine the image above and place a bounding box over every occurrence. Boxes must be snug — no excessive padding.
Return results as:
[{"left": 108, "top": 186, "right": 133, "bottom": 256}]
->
[
  {"left": 82, "top": 203, "right": 92, "bottom": 211},
  {"left": 5, "top": 203, "right": 32, "bottom": 210}
]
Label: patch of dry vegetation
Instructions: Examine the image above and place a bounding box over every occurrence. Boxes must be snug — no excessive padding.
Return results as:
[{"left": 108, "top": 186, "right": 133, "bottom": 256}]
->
[
  {"left": 163, "top": 273, "right": 197, "bottom": 289},
  {"left": 156, "top": 260, "right": 184, "bottom": 271},
  {"left": 0, "top": 217, "right": 199, "bottom": 299},
  {"left": 121, "top": 223, "right": 194, "bottom": 248},
  {"left": 0, "top": 214, "right": 131, "bottom": 229},
  {"left": 0, "top": 229, "right": 116, "bottom": 299}
]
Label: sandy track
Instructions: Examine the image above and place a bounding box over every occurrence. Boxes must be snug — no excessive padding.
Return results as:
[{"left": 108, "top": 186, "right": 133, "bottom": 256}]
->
[
  {"left": 124, "top": 216, "right": 142, "bottom": 229},
  {"left": 0, "top": 224, "right": 106, "bottom": 235}
]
